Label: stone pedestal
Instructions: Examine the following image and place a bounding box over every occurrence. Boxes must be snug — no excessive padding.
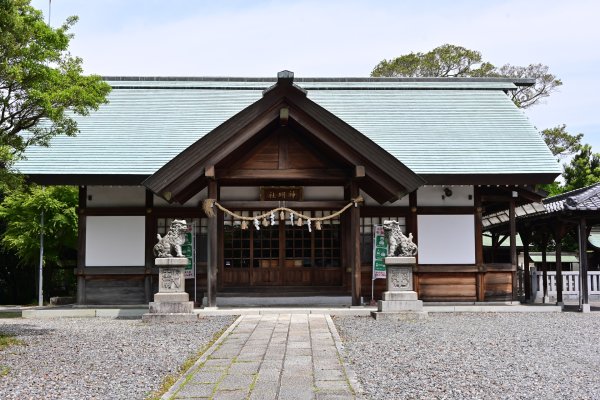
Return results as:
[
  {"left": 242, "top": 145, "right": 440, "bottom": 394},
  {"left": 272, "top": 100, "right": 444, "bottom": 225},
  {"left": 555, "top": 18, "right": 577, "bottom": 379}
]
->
[
  {"left": 142, "top": 258, "right": 197, "bottom": 322},
  {"left": 371, "top": 256, "right": 428, "bottom": 320}
]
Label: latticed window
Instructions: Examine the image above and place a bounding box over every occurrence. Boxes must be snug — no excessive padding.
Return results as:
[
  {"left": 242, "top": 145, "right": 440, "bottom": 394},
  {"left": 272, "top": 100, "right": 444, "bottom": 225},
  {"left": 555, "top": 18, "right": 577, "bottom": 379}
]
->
[
  {"left": 222, "top": 210, "right": 341, "bottom": 269},
  {"left": 224, "top": 211, "right": 251, "bottom": 268}
]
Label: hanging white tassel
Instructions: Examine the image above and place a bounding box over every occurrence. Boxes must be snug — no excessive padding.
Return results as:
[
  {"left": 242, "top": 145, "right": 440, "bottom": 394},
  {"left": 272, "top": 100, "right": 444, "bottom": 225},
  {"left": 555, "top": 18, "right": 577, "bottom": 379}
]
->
[
  {"left": 254, "top": 218, "right": 260, "bottom": 230},
  {"left": 290, "top": 213, "right": 294, "bottom": 225},
  {"left": 270, "top": 212, "right": 275, "bottom": 225},
  {"left": 307, "top": 219, "right": 312, "bottom": 233}
]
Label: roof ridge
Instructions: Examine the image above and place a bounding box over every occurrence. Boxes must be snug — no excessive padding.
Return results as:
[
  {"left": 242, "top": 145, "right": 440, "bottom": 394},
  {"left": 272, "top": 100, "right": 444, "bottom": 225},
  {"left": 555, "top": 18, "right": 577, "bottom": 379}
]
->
[
  {"left": 542, "top": 183, "right": 600, "bottom": 204},
  {"left": 101, "top": 76, "right": 534, "bottom": 85}
]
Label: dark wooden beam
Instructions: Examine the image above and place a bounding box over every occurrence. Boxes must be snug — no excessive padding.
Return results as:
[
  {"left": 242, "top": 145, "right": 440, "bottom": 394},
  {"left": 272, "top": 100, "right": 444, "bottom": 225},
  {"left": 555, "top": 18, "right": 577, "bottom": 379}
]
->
[
  {"left": 509, "top": 199, "right": 517, "bottom": 301},
  {"left": 207, "top": 180, "right": 218, "bottom": 307},
  {"left": 519, "top": 227, "right": 532, "bottom": 302},
  {"left": 349, "top": 181, "right": 361, "bottom": 306},
  {"left": 474, "top": 187, "right": 485, "bottom": 302},
  {"left": 579, "top": 217, "right": 589, "bottom": 311},
  {"left": 144, "top": 189, "right": 154, "bottom": 303},
  {"left": 540, "top": 232, "right": 549, "bottom": 303},
  {"left": 554, "top": 223, "right": 566, "bottom": 305},
  {"left": 76, "top": 186, "right": 87, "bottom": 305},
  {"left": 216, "top": 168, "right": 351, "bottom": 181},
  {"left": 219, "top": 201, "right": 348, "bottom": 210}
]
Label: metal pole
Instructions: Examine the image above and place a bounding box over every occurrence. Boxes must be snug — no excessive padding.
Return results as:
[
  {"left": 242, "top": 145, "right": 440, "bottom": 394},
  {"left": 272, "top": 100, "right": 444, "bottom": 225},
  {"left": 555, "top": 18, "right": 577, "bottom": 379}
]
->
[{"left": 38, "top": 188, "right": 45, "bottom": 306}]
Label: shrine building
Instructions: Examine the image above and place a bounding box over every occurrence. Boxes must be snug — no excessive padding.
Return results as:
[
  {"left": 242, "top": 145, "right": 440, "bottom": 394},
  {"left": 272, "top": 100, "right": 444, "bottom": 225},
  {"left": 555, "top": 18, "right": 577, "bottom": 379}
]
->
[{"left": 17, "top": 71, "right": 561, "bottom": 306}]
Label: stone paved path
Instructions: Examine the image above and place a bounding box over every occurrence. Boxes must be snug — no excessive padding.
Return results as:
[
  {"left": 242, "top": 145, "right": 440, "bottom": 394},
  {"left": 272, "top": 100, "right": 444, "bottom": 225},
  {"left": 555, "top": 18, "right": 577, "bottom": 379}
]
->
[{"left": 163, "top": 314, "right": 358, "bottom": 399}]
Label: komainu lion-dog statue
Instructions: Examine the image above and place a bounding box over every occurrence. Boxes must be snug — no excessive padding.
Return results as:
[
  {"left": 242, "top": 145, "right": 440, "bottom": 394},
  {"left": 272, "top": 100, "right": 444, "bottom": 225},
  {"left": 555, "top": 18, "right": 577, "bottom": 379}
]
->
[
  {"left": 382, "top": 220, "right": 418, "bottom": 257},
  {"left": 153, "top": 219, "right": 188, "bottom": 258}
]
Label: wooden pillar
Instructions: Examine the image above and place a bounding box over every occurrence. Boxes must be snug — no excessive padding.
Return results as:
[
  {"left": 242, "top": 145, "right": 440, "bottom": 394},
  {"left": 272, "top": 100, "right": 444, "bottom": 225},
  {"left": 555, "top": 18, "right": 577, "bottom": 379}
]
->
[
  {"left": 509, "top": 199, "right": 517, "bottom": 301},
  {"left": 76, "top": 186, "right": 87, "bottom": 305},
  {"left": 540, "top": 233, "right": 549, "bottom": 303},
  {"left": 474, "top": 187, "right": 485, "bottom": 302},
  {"left": 554, "top": 224, "right": 568, "bottom": 306},
  {"left": 342, "top": 187, "right": 351, "bottom": 291},
  {"left": 207, "top": 180, "right": 218, "bottom": 307},
  {"left": 407, "top": 191, "right": 418, "bottom": 244},
  {"left": 144, "top": 189, "right": 154, "bottom": 303},
  {"left": 349, "top": 181, "right": 361, "bottom": 306},
  {"left": 520, "top": 228, "right": 532, "bottom": 302},
  {"left": 408, "top": 191, "right": 419, "bottom": 295},
  {"left": 579, "top": 217, "right": 590, "bottom": 312}
]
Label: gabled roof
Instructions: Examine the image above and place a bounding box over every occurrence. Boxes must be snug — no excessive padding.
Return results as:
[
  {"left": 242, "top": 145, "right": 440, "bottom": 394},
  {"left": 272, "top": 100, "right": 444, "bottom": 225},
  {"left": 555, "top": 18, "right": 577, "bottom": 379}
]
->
[
  {"left": 16, "top": 74, "right": 560, "bottom": 185},
  {"left": 144, "top": 71, "right": 425, "bottom": 203}
]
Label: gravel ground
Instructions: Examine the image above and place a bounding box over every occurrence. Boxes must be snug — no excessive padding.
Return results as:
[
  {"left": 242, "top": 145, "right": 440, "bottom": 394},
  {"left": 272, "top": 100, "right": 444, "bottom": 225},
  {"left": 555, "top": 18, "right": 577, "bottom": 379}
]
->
[
  {"left": 0, "top": 316, "right": 235, "bottom": 400},
  {"left": 334, "top": 313, "right": 600, "bottom": 400}
]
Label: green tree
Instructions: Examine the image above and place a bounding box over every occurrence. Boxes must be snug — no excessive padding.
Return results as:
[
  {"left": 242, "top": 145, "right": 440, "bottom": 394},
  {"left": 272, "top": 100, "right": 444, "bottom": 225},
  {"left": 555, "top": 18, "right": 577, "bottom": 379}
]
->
[
  {"left": 562, "top": 145, "right": 600, "bottom": 192},
  {"left": 0, "top": 185, "right": 77, "bottom": 267},
  {"left": 371, "top": 44, "right": 562, "bottom": 109},
  {"left": 0, "top": 0, "right": 111, "bottom": 180},
  {"left": 541, "top": 124, "right": 583, "bottom": 159}
]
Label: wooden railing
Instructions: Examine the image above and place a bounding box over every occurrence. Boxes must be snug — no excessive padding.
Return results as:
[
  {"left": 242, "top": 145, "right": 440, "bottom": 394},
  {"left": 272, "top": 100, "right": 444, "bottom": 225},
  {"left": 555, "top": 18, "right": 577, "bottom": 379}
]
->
[{"left": 533, "top": 271, "right": 600, "bottom": 296}]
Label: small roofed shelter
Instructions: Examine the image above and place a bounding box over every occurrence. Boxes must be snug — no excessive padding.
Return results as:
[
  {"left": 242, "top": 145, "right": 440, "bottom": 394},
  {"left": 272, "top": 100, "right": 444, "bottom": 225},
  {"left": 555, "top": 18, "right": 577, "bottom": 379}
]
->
[
  {"left": 15, "top": 71, "right": 560, "bottom": 306},
  {"left": 483, "top": 183, "right": 600, "bottom": 312}
]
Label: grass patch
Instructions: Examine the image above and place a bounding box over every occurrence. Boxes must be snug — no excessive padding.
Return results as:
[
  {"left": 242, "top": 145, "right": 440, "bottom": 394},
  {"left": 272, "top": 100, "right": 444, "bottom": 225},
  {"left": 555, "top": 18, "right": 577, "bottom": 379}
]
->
[
  {"left": 0, "top": 365, "right": 10, "bottom": 377},
  {"left": 146, "top": 325, "right": 231, "bottom": 400},
  {"left": 0, "top": 333, "right": 25, "bottom": 351},
  {"left": 0, "top": 312, "right": 21, "bottom": 319}
]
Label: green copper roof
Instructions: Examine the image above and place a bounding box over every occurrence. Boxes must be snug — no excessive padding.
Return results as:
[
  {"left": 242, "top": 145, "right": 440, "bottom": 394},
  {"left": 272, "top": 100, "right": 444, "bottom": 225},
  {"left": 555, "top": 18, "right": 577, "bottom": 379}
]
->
[{"left": 16, "top": 77, "right": 560, "bottom": 180}]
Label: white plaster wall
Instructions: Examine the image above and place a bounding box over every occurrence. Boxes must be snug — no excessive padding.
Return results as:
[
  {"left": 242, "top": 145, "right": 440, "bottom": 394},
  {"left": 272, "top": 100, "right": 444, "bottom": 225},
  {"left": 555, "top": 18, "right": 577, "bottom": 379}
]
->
[
  {"left": 87, "top": 186, "right": 145, "bottom": 207},
  {"left": 85, "top": 216, "right": 145, "bottom": 266},
  {"left": 360, "top": 190, "right": 409, "bottom": 206},
  {"left": 417, "top": 215, "right": 475, "bottom": 264},
  {"left": 417, "top": 186, "right": 474, "bottom": 207}
]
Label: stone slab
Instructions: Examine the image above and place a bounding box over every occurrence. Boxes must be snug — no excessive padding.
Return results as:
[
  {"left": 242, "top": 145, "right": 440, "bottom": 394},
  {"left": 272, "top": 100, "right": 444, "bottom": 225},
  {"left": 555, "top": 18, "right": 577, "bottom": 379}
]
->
[
  {"left": 386, "top": 265, "right": 413, "bottom": 291},
  {"left": 154, "top": 292, "right": 189, "bottom": 302},
  {"left": 378, "top": 300, "right": 424, "bottom": 312},
  {"left": 141, "top": 312, "right": 199, "bottom": 323},
  {"left": 149, "top": 301, "right": 194, "bottom": 314},
  {"left": 155, "top": 257, "right": 188, "bottom": 266},
  {"left": 371, "top": 310, "right": 428, "bottom": 320},
  {"left": 384, "top": 256, "right": 416, "bottom": 265},
  {"left": 382, "top": 291, "right": 418, "bottom": 301},
  {"left": 158, "top": 266, "right": 186, "bottom": 293}
]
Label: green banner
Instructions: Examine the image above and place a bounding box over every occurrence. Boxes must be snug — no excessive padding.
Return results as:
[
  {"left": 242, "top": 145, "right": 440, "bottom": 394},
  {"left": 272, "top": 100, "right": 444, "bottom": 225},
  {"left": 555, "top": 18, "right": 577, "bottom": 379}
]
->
[
  {"left": 373, "top": 225, "right": 387, "bottom": 280},
  {"left": 182, "top": 232, "right": 194, "bottom": 279}
]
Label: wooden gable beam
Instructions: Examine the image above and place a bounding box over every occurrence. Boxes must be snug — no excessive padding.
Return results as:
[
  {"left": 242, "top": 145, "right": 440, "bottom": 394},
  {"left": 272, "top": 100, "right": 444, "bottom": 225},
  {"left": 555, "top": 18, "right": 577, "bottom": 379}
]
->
[{"left": 288, "top": 112, "right": 406, "bottom": 202}]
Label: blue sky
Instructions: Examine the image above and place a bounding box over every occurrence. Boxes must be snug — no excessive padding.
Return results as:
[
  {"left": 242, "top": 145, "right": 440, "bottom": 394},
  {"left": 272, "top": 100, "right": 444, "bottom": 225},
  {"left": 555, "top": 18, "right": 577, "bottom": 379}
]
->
[{"left": 33, "top": 0, "right": 600, "bottom": 156}]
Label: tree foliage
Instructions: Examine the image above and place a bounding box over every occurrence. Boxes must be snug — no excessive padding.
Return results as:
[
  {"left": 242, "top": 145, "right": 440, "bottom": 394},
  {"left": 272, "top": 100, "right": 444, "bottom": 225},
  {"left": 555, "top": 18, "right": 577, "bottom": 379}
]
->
[
  {"left": 0, "top": 0, "right": 111, "bottom": 174},
  {"left": 0, "top": 185, "right": 77, "bottom": 267},
  {"left": 371, "top": 44, "right": 562, "bottom": 109},
  {"left": 541, "top": 124, "right": 583, "bottom": 159},
  {"left": 561, "top": 145, "right": 600, "bottom": 192}
]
